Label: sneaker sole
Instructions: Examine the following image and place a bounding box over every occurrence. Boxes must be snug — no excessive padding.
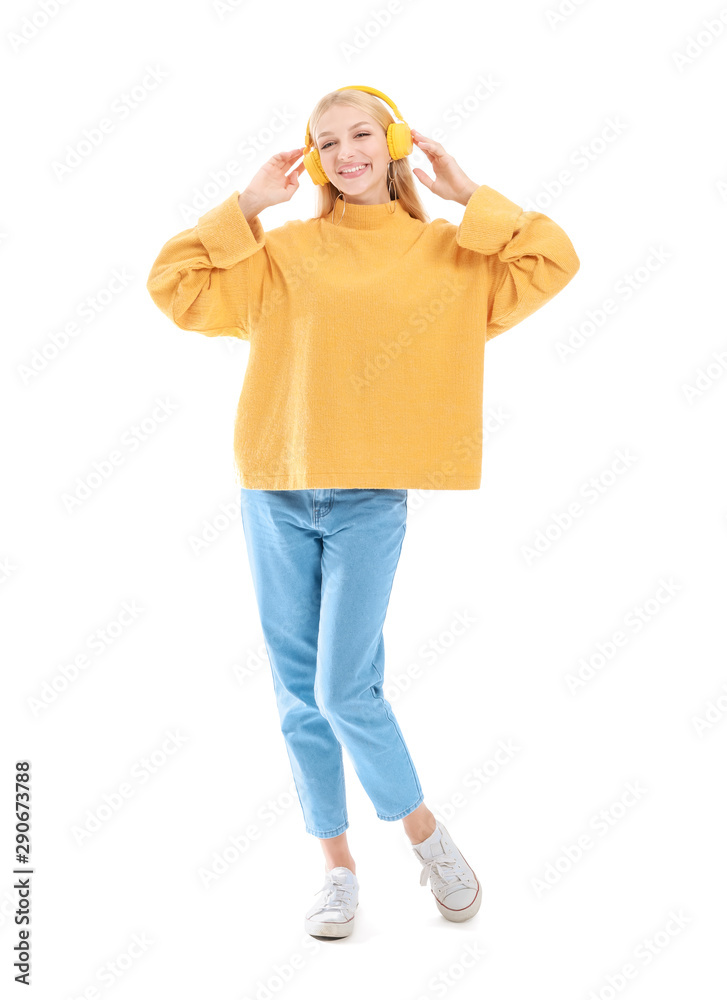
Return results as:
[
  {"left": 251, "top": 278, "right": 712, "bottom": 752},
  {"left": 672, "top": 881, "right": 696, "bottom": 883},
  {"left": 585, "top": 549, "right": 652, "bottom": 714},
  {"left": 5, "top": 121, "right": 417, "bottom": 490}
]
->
[{"left": 304, "top": 905, "right": 357, "bottom": 938}]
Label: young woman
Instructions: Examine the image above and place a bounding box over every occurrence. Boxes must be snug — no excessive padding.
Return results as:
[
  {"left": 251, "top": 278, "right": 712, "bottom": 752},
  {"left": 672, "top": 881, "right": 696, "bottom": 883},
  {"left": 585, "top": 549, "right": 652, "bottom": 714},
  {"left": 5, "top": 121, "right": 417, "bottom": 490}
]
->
[{"left": 147, "top": 86, "right": 580, "bottom": 939}]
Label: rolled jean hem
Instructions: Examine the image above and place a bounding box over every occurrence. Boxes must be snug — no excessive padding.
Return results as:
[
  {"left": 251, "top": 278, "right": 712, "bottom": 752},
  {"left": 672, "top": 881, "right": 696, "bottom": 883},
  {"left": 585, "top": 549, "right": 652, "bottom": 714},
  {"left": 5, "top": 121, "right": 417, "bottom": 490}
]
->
[
  {"left": 306, "top": 819, "right": 350, "bottom": 839},
  {"left": 376, "top": 792, "right": 425, "bottom": 823}
]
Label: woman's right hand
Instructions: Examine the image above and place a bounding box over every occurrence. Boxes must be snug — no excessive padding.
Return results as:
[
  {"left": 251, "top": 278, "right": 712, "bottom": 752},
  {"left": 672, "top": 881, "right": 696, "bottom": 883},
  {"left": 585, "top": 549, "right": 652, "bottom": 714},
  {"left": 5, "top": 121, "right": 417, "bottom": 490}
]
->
[{"left": 241, "top": 147, "right": 307, "bottom": 212}]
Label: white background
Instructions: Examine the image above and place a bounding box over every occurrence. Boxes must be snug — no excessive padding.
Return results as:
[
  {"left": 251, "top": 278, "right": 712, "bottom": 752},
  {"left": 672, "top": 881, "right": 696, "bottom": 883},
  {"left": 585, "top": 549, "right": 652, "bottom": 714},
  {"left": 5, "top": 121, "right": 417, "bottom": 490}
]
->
[{"left": 3, "top": 0, "right": 726, "bottom": 997}]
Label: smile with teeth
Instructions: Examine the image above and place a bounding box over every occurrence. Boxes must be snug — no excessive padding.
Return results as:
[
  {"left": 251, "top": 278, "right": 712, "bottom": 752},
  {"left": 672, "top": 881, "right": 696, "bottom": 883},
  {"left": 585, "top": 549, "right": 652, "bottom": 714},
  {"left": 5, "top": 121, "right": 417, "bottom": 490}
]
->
[{"left": 338, "top": 164, "right": 369, "bottom": 176}]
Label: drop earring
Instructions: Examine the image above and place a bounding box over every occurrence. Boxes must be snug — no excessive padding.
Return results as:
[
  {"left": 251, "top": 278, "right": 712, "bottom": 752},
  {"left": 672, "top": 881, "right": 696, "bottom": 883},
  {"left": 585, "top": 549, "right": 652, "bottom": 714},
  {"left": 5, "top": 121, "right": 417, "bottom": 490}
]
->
[
  {"left": 387, "top": 160, "right": 398, "bottom": 211},
  {"left": 331, "top": 189, "right": 347, "bottom": 226}
]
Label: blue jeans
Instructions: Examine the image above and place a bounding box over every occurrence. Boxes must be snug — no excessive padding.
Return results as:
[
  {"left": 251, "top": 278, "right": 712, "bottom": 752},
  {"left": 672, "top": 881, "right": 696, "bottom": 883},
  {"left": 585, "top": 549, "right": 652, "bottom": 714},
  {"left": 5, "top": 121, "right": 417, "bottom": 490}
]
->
[{"left": 240, "top": 488, "right": 425, "bottom": 838}]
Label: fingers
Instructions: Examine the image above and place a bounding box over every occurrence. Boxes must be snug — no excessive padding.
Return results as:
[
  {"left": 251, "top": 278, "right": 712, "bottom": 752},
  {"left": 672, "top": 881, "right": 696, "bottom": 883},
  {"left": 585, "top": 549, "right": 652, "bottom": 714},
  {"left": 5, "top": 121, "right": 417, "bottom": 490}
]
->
[
  {"left": 412, "top": 129, "right": 439, "bottom": 155},
  {"left": 274, "top": 147, "right": 307, "bottom": 160},
  {"left": 284, "top": 161, "right": 306, "bottom": 181},
  {"left": 412, "top": 167, "right": 433, "bottom": 190}
]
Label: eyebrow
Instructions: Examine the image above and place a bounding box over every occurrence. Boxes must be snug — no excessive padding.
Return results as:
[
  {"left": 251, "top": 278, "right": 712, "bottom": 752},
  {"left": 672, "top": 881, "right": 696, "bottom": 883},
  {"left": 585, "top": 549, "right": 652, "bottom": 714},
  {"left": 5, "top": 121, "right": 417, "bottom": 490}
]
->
[{"left": 317, "top": 121, "right": 371, "bottom": 139}]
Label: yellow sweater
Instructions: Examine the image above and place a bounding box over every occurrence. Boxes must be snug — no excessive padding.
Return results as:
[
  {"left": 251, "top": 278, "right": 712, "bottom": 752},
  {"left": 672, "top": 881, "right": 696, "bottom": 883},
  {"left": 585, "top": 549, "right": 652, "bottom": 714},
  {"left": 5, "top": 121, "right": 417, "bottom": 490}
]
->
[{"left": 146, "top": 185, "right": 579, "bottom": 490}]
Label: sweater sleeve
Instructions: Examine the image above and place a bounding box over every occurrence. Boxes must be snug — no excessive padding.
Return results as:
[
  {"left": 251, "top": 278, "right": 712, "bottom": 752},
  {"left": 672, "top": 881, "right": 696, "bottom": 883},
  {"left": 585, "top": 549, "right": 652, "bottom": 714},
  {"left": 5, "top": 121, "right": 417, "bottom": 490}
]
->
[
  {"left": 146, "top": 191, "right": 266, "bottom": 340},
  {"left": 456, "top": 184, "right": 580, "bottom": 341}
]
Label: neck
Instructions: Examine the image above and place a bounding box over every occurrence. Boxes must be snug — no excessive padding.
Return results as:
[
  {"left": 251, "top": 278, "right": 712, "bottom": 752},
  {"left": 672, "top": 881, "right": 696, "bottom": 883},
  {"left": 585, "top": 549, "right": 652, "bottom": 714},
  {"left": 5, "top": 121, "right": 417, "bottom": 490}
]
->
[{"left": 325, "top": 196, "right": 406, "bottom": 231}]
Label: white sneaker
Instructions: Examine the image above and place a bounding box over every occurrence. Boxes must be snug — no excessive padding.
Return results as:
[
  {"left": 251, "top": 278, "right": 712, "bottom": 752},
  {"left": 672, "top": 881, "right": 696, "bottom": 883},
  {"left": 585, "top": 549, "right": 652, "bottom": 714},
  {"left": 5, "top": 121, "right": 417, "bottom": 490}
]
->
[
  {"left": 411, "top": 822, "right": 481, "bottom": 922},
  {"left": 304, "top": 866, "right": 359, "bottom": 938}
]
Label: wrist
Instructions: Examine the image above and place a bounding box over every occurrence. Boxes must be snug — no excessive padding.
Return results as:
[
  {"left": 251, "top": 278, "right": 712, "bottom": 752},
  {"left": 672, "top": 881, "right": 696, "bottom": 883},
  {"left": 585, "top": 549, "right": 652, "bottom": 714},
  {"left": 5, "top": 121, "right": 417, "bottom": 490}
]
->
[
  {"left": 455, "top": 182, "right": 479, "bottom": 206},
  {"left": 238, "top": 190, "right": 267, "bottom": 221}
]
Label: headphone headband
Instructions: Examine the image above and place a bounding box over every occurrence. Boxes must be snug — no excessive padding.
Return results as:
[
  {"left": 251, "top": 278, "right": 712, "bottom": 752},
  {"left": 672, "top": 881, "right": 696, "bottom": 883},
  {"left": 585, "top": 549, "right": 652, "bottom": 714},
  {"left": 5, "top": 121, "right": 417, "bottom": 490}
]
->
[{"left": 304, "top": 85, "right": 407, "bottom": 151}]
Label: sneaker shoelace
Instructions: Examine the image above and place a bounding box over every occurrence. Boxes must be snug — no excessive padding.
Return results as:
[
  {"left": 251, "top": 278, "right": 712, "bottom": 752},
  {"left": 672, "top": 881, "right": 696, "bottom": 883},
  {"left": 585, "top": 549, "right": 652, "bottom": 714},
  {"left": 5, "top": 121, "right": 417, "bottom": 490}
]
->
[
  {"left": 419, "top": 849, "right": 473, "bottom": 899},
  {"left": 311, "top": 873, "right": 355, "bottom": 915}
]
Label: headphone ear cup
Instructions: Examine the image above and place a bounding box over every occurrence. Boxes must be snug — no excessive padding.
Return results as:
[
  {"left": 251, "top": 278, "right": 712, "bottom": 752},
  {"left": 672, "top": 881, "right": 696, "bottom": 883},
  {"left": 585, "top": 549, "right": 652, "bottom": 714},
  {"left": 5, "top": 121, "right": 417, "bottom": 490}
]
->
[
  {"left": 303, "top": 147, "right": 329, "bottom": 186},
  {"left": 387, "top": 122, "right": 413, "bottom": 160}
]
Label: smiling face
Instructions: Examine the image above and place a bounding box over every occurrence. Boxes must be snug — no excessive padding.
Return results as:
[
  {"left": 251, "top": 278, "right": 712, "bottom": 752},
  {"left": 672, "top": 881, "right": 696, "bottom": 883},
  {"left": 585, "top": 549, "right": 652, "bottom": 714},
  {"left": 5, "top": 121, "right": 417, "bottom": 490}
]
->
[{"left": 315, "top": 104, "right": 393, "bottom": 205}]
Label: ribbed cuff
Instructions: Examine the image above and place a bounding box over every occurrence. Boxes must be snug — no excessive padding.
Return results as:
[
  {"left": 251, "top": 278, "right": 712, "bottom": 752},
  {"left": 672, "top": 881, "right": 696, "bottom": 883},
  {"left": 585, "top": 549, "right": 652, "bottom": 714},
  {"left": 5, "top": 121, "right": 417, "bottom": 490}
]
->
[{"left": 196, "top": 190, "right": 265, "bottom": 268}]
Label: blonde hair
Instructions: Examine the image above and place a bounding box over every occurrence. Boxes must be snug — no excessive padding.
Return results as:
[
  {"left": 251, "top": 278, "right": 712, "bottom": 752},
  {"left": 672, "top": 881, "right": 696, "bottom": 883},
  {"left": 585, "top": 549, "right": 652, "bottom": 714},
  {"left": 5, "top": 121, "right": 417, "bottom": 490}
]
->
[{"left": 308, "top": 88, "right": 430, "bottom": 224}]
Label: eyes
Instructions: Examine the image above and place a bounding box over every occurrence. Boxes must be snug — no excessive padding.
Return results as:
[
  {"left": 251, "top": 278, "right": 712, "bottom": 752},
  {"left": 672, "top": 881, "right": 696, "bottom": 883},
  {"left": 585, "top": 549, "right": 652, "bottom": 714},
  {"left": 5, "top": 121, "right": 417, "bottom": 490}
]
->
[{"left": 320, "top": 132, "right": 370, "bottom": 150}]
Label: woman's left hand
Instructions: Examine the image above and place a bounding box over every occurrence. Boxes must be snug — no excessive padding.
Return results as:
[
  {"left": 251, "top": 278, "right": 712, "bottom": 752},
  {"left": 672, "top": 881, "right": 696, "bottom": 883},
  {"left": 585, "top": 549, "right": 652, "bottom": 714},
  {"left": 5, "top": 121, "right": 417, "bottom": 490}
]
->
[{"left": 410, "top": 130, "right": 478, "bottom": 204}]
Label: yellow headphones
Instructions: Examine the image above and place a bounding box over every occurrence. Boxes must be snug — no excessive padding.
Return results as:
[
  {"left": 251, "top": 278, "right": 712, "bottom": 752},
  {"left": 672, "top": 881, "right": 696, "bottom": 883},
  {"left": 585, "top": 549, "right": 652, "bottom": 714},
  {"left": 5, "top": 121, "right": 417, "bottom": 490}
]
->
[{"left": 303, "top": 85, "right": 413, "bottom": 186}]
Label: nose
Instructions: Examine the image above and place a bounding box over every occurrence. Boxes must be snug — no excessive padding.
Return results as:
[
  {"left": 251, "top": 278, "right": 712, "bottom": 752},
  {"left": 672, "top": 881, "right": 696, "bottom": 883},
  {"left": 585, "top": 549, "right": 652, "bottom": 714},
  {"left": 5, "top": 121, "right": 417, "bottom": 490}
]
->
[{"left": 337, "top": 142, "right": 361, "bottom": 161}]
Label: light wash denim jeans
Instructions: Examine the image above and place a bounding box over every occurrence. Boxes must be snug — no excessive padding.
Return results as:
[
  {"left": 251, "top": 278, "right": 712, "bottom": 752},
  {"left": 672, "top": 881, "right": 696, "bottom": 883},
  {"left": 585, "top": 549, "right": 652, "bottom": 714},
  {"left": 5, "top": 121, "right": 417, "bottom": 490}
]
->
[{"left": 240, "top": 487, "right": 425, "bottom": 838}]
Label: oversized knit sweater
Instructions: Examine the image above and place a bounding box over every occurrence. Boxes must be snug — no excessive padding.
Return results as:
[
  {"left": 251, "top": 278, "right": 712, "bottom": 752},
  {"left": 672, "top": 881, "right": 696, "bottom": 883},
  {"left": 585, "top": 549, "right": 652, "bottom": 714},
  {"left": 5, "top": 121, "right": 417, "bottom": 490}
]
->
[{"left": 146, "top": 185, "right": 580, "bottom": 490}]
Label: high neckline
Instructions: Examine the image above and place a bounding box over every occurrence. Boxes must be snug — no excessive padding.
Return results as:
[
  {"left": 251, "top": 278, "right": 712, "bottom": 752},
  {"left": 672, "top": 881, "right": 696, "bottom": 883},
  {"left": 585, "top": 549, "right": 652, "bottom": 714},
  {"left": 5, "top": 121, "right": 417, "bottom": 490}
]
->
[{"left": 323, "top": 197, "right": 406, "bottom": 231}]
